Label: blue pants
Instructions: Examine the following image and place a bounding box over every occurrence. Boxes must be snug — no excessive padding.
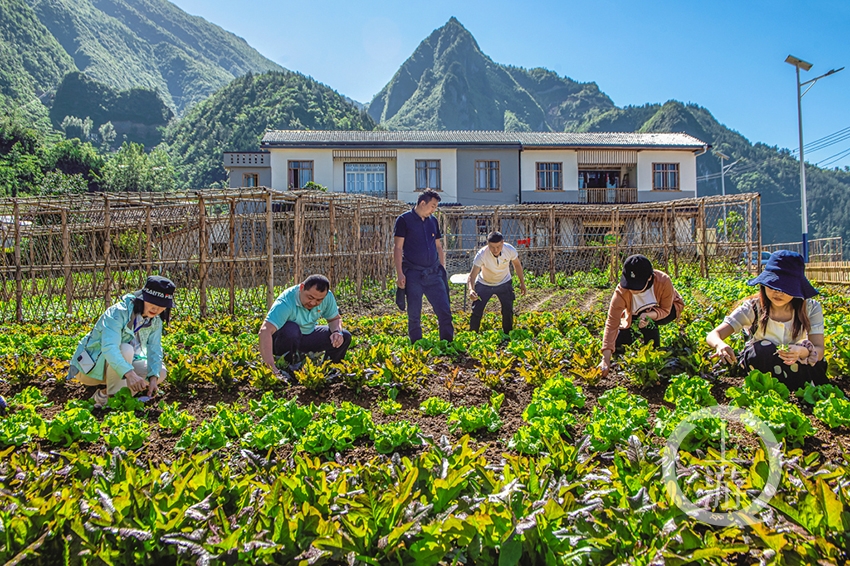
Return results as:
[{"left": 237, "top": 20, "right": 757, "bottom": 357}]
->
[
  {"left": 469, "top": 280, "right": 515, "bottom": 334},
  {"left": 272, "top": 322, "right": 352, "bottom": 364},
  {"left": 404, "top": 264, "right": 454, "bottom": 343}
]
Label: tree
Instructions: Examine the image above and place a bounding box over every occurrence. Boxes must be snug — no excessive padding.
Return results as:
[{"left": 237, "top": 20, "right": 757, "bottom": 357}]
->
[
  {"left": 101, "top": 142, "right": 175, "bottom": 192},
  {"left": 60, "top": 115, "right": 93, "bottom": 141},
  {"left": 98, "top": 122, "right": 117, "bottom": 152}
]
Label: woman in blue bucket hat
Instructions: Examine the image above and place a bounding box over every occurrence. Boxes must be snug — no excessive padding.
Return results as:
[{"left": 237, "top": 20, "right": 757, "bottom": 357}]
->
[{"left": 706, "top": 250, "right": 828, "bottom": 389}]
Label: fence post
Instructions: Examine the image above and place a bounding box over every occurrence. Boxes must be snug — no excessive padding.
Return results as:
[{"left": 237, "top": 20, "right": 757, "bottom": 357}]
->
[
  {"left": 293, "top": 196, "right": 303, "bottom": 285},
  {"left": 329, "top": 199, "right": 336, "bottom": 285},
  {"left": 662, "top": 204, "right": 670, "bottom": 269},
  {"left": 103, "top": 195, "right": 112, "bottom": 307},
  {"left": 13, "top": 200, "right": 22, "bottom": 322},
  {"left": 198, "top": 195, "right": 208, "bottom": 317},
  {"left": 610, "top": 207, "right": 620, "bottom": 283},
  {"left": 756, "top": 195, "right": 762, "bottom": 272},
  {"left": 355, "top": 202, "right": 363, "bottom": 298},
  {"left": 746, "top": 197, "right": 753, "bottom": 276},
  {"left": 228, "top": 198, "right": 235, "bottom": 316},
  {"left": 698, "top": 200, "right": 707, "bottom": 278},
  {"left": 671, "top": 203, "right": 679, "bottom": 278},
  {"left": 548, "top": 206, "right": 556, "bottom": 283},
  {"left": 62, "top": 208, "right": 72, "bottom": 315},
  {"left": 493, "top": 206, "right": 500, "bottom": 232},
  {"left": 266, "top": 191, "right": 274, "bottom": 309},
  {"left": 145, "top": 205, "right": 152, "bottom": 278}
]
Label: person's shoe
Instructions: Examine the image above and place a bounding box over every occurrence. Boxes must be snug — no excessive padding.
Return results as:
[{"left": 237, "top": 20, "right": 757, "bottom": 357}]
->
[{"left": 91, "top": 389, "right": 108, "bottom": 409}]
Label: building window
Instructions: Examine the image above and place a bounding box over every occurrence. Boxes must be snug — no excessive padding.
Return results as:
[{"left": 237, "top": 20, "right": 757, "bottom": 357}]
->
[
  {"left": 475, "top": 160, "right": 500, "bottom": 191},
  {"left": 288, "top": 161, "right": 313, "bottom": 189},
  {"left": 242, "top": 173, "right": 259, "bottom": 187},
  {"left": 653, "top": 163, "right": 679, "bottom": 190},
  {"left": 578, "top": 170, "right": 619, "bottom": 189},
  {"left": 415, "top": 159, "right": 441, "bottom": 191},
  {"left": 345, "top": 163, "right": 386, "bottom": 198},
  {"left": 536, "top": 162, "right": 562, "bottom": 190}
]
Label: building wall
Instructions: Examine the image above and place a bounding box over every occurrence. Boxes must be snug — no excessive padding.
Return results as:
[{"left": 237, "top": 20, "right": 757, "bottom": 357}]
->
[
  {"left": 637, "top": 150, "right": 697, "bottom": 201},
  {"left": 268, "top": 149, "right": 334, "bottom": 191},
  {"left": 226, "top": 167, "right": 272, "bottom": 188},
  {"left": 520, "top": 149, "right": 580, "bottom": 203},
  {"left": 396, "top": 148, "right": 457, "bottom": 204},
  {"left": 456, "top": 148, "right": 520, "bottom": 206}
]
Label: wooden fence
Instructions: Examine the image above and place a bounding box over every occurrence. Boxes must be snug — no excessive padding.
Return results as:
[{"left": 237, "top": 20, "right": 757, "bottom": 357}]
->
[
  {"left": 805, "top": 261, "right": 850, "bottom": 285},
  {"left": 0, "top": 189, "right": 761, "bottom": 322}
]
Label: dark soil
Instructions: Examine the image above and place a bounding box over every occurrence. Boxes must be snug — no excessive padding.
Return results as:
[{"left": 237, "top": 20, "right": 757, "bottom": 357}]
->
[{"left": 2, "top": 287, "right": 849, "bottom": 468}]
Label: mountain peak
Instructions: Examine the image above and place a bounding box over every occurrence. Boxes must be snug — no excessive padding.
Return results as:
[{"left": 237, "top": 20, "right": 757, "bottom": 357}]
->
[{"left": 367, "top": 18, "right": 613, "bottom": 131}]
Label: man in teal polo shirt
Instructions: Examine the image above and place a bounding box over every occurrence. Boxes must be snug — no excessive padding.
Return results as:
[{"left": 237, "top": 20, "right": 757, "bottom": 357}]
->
[{"left": 258, "top": 274, "right": 352, "bottom": 378}]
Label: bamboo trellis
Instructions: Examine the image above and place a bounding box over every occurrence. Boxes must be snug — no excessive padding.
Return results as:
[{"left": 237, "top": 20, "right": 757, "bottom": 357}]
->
[{"left": 0, "top": 190, "right": 760, "bottom": 322}]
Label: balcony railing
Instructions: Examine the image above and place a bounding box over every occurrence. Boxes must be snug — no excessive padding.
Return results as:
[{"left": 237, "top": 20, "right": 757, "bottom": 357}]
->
[{"left": 579, "top": 187, "right": 637, "bottom": 204}]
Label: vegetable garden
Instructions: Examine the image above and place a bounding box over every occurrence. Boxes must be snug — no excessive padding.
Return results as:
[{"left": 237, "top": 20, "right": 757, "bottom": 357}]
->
[{"left": 0, "top": 269, "right": 849, "bottom": 565}]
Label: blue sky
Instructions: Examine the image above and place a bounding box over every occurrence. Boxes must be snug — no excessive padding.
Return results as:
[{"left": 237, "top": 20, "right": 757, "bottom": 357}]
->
[{"left": 171, "top": 0, "right": 850, "bottom": 169}]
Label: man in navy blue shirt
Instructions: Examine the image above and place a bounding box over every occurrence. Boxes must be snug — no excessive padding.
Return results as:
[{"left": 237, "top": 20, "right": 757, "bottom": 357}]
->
[{"left": 394, "top": 189, "right": 454, "bottom": 343}]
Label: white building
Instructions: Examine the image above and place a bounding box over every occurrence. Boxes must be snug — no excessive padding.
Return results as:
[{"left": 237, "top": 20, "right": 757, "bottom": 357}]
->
[{"left": 225, "top": 130, "right": 709, "bottom": 205}]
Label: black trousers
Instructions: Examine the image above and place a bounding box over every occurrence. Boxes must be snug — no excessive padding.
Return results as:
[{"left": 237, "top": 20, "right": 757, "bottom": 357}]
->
[
  {"left": 615, "top": 306, "right": 677, "bottom": 352},
  {"left": 739, "top": 340, "right": 828, "bottom": 391},
  {"left": 272, "top": 321, "right": 352, "bottom": 364},
  {"left": 469, "top": 280, "right": 515, "bottom": 334}
]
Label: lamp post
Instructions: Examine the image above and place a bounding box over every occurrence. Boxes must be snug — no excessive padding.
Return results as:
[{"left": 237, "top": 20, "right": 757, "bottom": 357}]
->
[
  {"left": 785, "top": 55, "right": 844, "bottom": 262},
  {"left": 713, "top": 150, "right": 739, "bottom": 241}
]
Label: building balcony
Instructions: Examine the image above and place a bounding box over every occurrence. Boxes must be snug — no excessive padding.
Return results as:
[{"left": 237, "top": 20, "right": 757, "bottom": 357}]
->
[{"left": 579, "top": 187, "right": 637, "bottom": 204}]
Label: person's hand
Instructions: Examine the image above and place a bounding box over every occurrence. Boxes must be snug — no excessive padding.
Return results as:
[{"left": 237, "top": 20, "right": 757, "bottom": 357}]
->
[
  {"left": 330, "top": 330, "right": 344, "bottom": 348},
  {"left": 469, "top": 288, "right": 479, "bottom": 301},
  {"left": 777, "top": 345, "right": 807, "bottom": 365},
  {"left": 711, "top": 342, "right": 736, "bottom": 365},
  {"left": 637, "top": 313, "right": 651, "bottom": 329},
  {"left": 147, "top": 376, "right": 159, "bottom": 397},
  {"left": 396, "top": 274, "right": 406, "bottom": 289},
  {"left": 124, "top": 370, "right": 148, "bottom": 394},
  {"left": 598, "top": 358, "right": 610, "bottom": 378},
  {"left": 519, "top": 282, "right": 527, "bottom": 295}
]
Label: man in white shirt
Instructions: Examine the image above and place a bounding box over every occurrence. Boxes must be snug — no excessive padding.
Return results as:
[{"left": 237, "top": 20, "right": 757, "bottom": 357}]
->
[{"left": 467, "top": 231, "right": 526, "bottom": 334}]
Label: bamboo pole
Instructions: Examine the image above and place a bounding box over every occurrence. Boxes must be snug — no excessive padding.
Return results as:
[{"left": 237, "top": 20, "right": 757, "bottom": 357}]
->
[
  {"left": 293, "top": 197, "right": 303, "bottom": 284},
  {"left": 13, "top": 200, "right": 21, "bottom": 322},
  {"left": 756, "top": 195, "right": 762, "bottom": 274},
  {"left": 329, "top": 199, "right": 336, "bottom": 285},
  {"left": 103, "top": 195, "right": 112, "bottom": 307},
  {"left": 198, "top": 196, "right": 208, "bottom": 317},
  {"left": 229, "top": 197, "right": 235, "bottom": 316},
  {"left": 662, "top": 204, "right": 670, "bottom": 269},
  {"left": 548, "top": 206, "right": 556, "bottom": 283},
  {"left": 698, "top": 200, "right": 707, "bottom": 278},
  {"left": 610, "top": 207, "right": 620, "bottom": 283},
  {"left": 145, "top": 205, "right": 152, "bottom": 277},
  {"left": 493, "top": 206, "right": 501, "bottom": 232},
  {"left": 671, "top": 203, "right": 679, "bottom": 278},
  {"left": 266, "top": 191, "right": 274, "bottom": 309},
  {"left": 355, "top": 202, "right": 362, "bottom": 297},
  {"left": 62, "top": 209, "right": 72, "bottom": 315}
]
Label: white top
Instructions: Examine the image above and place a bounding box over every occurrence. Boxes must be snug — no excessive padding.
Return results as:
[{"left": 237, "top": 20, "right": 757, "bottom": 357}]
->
[
  {"left": 473, "top": 243, "right": 518, "bottom": 286},
  {"left": 630, "top": 287, "right": 658, "bottom": 315},
  {"left": 724, "top": 298, "right": 824, "bottom": 346}
]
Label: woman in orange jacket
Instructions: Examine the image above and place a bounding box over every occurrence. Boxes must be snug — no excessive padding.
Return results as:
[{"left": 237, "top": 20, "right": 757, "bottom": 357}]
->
[{"left": 598, "top": 255, "right": 684, "bottom": 377}]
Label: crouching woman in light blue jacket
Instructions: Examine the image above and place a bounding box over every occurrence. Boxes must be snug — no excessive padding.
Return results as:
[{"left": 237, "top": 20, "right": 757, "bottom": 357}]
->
[{"left": 69, "top": 276, "right": 176, "bottom": 408}]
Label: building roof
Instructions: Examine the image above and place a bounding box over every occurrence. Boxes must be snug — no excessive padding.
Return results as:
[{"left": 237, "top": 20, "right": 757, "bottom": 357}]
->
[{"left": 260, "top": 130, "right": 707, "bottom": 150}]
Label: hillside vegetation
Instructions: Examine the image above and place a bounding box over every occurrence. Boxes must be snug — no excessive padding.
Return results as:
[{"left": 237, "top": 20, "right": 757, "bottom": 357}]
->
[{"left": 166, "top": 72, "right": 376, "bottom": 188}]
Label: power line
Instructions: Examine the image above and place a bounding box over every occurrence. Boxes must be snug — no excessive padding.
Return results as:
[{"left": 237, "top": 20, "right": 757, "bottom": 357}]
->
[
  {"left": 792, "top": 125, "right": 850, "bottom": 154},
  {"left": 817, "top": 146, "right": 850, "bottom": 168}
]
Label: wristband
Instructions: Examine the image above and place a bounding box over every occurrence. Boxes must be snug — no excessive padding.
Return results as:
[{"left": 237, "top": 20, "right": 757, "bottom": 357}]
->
[{"left": 331, "top": 330, "right": 342, "bottom": 336}]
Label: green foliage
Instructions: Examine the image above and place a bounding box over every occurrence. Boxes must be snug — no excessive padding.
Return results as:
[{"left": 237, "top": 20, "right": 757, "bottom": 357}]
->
[
  {"left": 46, "top": 407, "right": 101, "bottom": 446},
  {"left": 166, "top": 71, "right": 375, "bottom": 188},
  {"left": 102, "top": 411, "right": 149, "bottom": 450},
  {"left": 796, "top": 382, "right": 846, "bottom": 405},
  {"left": 813, "top": 397, "right": 850, "bottom": 428},
  {"left": 447, "top": 393, "right": 504, "bottom": 434},
  {"left": 585, "top": 387, "right": 649, "bottom": 451},
  {"left": 100, "top": 142, "right": 175, "bottom": 192},
  {"left": 0, "top": 407, "right": 46, "bottom": 446},
  {"left": 8, "top": 386, "right": 52, "bottom": 409},
  {"left": 157, "top": 401, "right": 195, "bottom": 434},
  {"left": 663, "top": 374, "right": 717, "bottom": 406},
  {"left": 372, "top": 420, "right": 422, "bottom": 454},
  {"left": 105, "top": 388, "right": 145, "bottom": 412},
  {"left": 620, "top": 342, "right": 669, "bottom": 388},
  {"left": 726, "top": 369, "right": 791, "bottom": 406},
  {"left": 419, "top": 397, "right": 453, "bottom": 416},
  {"left": 742, "top": 391, "right": 815, "bottom": 446}
]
